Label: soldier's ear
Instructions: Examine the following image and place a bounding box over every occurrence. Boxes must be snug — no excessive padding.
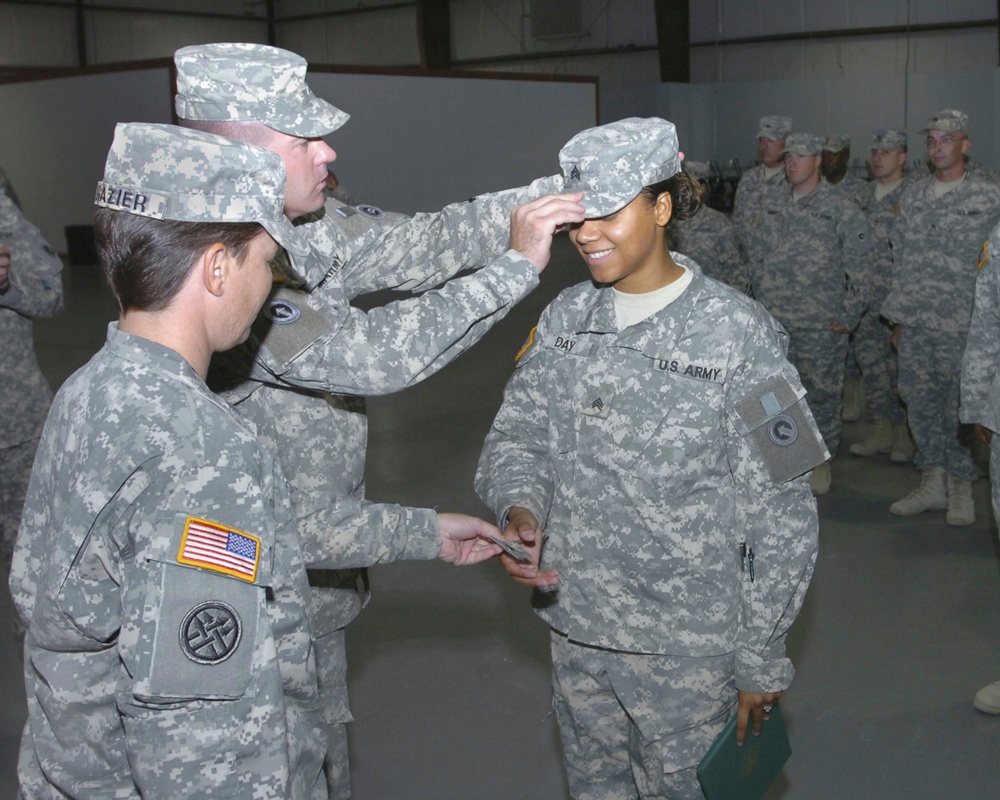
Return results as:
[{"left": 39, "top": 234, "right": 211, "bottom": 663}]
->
[
  {"left": 202, "top": 243, "right": 229, "bottom": 298},
  {"left": 654, "top": 191, "right": 673, "bottom": 227}
]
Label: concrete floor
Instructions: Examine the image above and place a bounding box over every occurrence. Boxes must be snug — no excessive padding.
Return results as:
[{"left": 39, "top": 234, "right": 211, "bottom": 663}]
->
[{"left": 3, "top": 237, "right": 1000, "bottom": 799}]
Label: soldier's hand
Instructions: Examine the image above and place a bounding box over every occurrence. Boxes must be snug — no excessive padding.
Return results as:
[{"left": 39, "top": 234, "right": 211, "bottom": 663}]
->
[
  {"left": 976, "top": 423, "right": 993, "bottom": 445},
  {"left": 0, "top": 245, "right": 9, "bottom": 291},
  {"left": 890, "top": 324, "right": 902, "bottom": 349},
  {"left": 735, "top": 689, "right": 783, "bottom": 746},
  {"left": 435, "top": 512, "right": 503, "bottom": 566},
  {"left": 498, "top": 506, "right": 558, "bottom": 589},
  {"left": 509, "top": 193, "right": 585, "bottom": 273},
  {"left": 829, "top": 320, "right": 850, "bottom": 334}
]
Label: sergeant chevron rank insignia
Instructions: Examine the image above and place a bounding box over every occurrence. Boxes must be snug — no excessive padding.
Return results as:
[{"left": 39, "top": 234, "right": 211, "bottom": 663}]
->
[{"left": 582, "top": 393, "right": 613, "bottom": 418}]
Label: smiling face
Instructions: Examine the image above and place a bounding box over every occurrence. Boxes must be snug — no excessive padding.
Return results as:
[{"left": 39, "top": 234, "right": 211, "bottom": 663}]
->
[
  {"left": 568, "top": 192, "right": 678, "bottom": 294},
  {"left": 266, "top": 130, "right": 337, "bottom": 219}
]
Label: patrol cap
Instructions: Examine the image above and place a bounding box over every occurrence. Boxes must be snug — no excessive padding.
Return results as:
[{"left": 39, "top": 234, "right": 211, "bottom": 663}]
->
[
  {"left": 823, "top": 134, "right": 850, "bottom": 152},
  {"left": 871, "top": 129, "right": 907, "bottom": 150},
  {"left": 781, "top": 133, "right": 824, "bottom": 156},
  {"left": 757, "top": 115, "right": 793, "bottom": 140},
  {"left": 96, "top": 122, "right": 309, "bottom": 263},
  {"left": 682, "top": 160, "right": 711, "bottom": 182},
  {"left": 174, "top": 43, "right": 349, "bottom": 138},
  {"left": 920, "top": 108, "right": 969, "bottom": 136},
  {"left": 560, "top": 117, "right": 681, "bottom": 218}
]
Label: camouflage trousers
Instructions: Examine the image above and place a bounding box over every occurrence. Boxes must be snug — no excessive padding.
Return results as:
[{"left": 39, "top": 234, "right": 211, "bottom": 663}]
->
[
  {"left": 550, "top": 631, "right": 735, "bottom": 800},
  {"left": 897, "top": 326, "right": 979, "bottom": 481},
  {"left": 315, "top": 626, "right": 354, "bottom": 800},
  {"left": 991, "top": 437, "right": 1000, "bottom": 546},
  {"left": 1, "top": 436, "right": 38, "bottom": 567},
  {"left": 786, "top": 328, "right": 849, "bottom": 457},
  {"left": 853, "top": 308, "right": 905, "bottom": 425}
]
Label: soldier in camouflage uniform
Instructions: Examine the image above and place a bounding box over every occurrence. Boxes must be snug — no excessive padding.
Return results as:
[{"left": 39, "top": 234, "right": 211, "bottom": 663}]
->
[
  {"left": 10, "top": 122, "right": 503, "bottom": 798},
  {"left": 882, "top": 109, "right": 1000, "bottom": 526},
  {"left": 0, "top": 194, "right": 63, "bottom": 578},
  {"left": 821, "top": 134, "right": 869, "bottom": 206},
  {"left": 731, "top": 115, "right": 792, "bottom": 269},
  {"left": 849, "top": 130, "right": 913, "bottom": 461},
  {"left": 476, "top": 118, "right": 822, "bottom": 800},
  {"left": 960, "top": 220, "right": 1000, "bottom": 714},
  {"left": 749, "top": 133, "right": 873, "bottom": 495},
  {"left": 173, "top": 42, "right": 584, "bottom": 797},
  {"left": 669, "top": 161, "right": 748, "bottom": 293}
]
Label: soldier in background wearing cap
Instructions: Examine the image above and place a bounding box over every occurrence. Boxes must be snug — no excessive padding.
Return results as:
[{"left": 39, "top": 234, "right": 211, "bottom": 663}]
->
[
  {"left": 669, "top": 160, "right": 749, "bottom": 293},
  {"left": 173, "top": 42, "right": 584, "bottom": 797},
  {"left": 748, "top": 132, "right": 873, "bottom": 496},
  {"left": 882, "top": 109, "right": 1000, "bottom": 525},
  {"left": 731, "top": 115, "right": 792, "bottom": 271},
  {"left": 849, "top": 129, "right": 914, "bottom": 462},
  {"left": 0, "top": 192, "right": 63, "bottom": 633},
  {"left": 821, "top": 134, "right": 868, "bottom": 207},
  {"left": 477, "top": 117, "right": 821, "bottom": 799},
  {"left": 960, "top": 220, "right": 1000, "bottom": 715},
  {"left": 9, "top": 123, "right": 504, "bottom": 797}
]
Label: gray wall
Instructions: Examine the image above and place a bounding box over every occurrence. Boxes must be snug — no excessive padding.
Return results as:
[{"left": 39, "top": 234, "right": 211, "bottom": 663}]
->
[{"left": 0, "top": 69, "right": 596, "bottom": 252}]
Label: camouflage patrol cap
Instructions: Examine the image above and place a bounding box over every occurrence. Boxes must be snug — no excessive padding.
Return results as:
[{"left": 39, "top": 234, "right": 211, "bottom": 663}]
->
[
  {"left": 757, "top": 115, "right": 793, "bottom": 140},
  {"left": 682, "top": 160, "right": 711, "bottom": 182},
  {"left": 781, "top": 133, "right": 824, "bottom": 156},
  {"left": 823, "top": 134, "right": 850, "bottom": 152},
  {"left": 95, "top": 122, "right": 308, "bottom": 263},
  {"left": 174, "top": 43, "right": 349, "bottom": 138},
  {"left": 872, "top": 129, "right": 907, "bottom": 150},
  {"left": 920, "top": 109, "right": 969, "bottom": 135},
  {"left": 560, "top": 117, "right": 681, "bottom": 217}
]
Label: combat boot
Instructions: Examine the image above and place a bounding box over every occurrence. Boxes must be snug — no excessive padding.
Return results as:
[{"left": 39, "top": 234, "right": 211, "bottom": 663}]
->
[
  {"left": 889, "top": 423, "right": 915, "bottom": 463},
  {"left": 849, "top": 419, "right": 893, "bottom": 456},
  {"left": 974, "top": 679, "right": 1000, "bottom": 714},
  {"left": 809, "top": 462, "right": 831, "bottom": 496},
  {"left": 889, "top": 467, "right": 946, "bottom": 515},
  {"left": 841, "top": 375, "right": 864, "bottom": 422},
  {"left": 946, "top": 474, "right": 975, "bottom": 526}
]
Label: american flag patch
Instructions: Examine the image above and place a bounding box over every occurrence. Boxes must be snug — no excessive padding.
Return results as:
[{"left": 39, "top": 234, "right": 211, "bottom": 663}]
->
[{"left": 178, "top": 517, "right": 261, "bottom": 582}]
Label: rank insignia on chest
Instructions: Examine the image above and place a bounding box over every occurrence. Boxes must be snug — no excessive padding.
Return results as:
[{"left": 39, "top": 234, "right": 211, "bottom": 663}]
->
[
  {"left": 979, "top": 240, "right": 990, "bottom": 269},
  {"left": 581, "top": 392, "right": 613, "bottom": 419},
  {"left": 178, "top": 517, "right": 261, "bottom": 582}
]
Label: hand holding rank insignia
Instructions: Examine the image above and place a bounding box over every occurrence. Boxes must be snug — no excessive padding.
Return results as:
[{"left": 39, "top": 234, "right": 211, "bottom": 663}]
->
[{"left": 487, "top": 533, "right": 532, "bottom": 562}]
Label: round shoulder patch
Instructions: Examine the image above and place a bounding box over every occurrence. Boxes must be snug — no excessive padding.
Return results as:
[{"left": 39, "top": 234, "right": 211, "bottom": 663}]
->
[
  {"left": 767, "top": 414, "right": 798, "bottom": 447},
  {"left": 356, "top": 204, "right": 385, "bottom": 219},
  {"left": 180, "top": 601, "right": 242, "bottom": 665},
  {"left": 263, "top": 297, "right": 301, "bottom": 325}
]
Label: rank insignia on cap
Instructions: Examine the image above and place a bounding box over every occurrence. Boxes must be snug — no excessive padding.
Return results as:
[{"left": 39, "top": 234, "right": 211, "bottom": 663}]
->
[
  {"left": 180, "top": 601, "right": 242, "bottom": 664},
  {"left": 979, "top": 241, "right": 990, "bottom": 269},
  {"left": 178, "top": 517, "right": 261, "bottom": 582},
  {"left": 515, "top": 326, "right": 537, "bottom": 362},
  {"left": 356, "top": 204, "right": 384, "bottom": 219},
  {"left": 263, "top": 297, "right": 301, "bottom": 325}
]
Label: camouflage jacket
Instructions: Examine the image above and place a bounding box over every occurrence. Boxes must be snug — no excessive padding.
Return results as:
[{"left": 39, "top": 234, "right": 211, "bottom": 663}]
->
[
  {"left": 0, "top": 194, "right": 63, "bottom": 448},
  {"left": 731, "top": 163, "right": 786, "bottom": 263},
  {"left": 669, "top": 205, "right": 749, "bottom": 293},
  {"left": 882, "top": 171, "right": 1000, "bottom": 332},
  {"left": 11, "top": 326, "right": 439, "bottom": 798},
  {"left": 750, "top": 180, "right": 873, "bottom": 333},
  {"left": 476, "top": 259, "right": 822, "bottom": 692},
  {"left": 856, "top": 178, "right": 911, "bottom": 310},
  {"left": 960, "top": 225, "right": 1000, "bottom": 432},
  {"left": 213, "top": 177, "right": 560, "bottom": 634},
  {"left": 830, "top": 171, "right": 869, "bottom": 207}
]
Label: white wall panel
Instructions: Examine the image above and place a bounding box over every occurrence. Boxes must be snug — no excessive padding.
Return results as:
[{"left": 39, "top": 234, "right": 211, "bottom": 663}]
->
[{"left": 0, "top": 5, "right": 77, "bottom": 66}]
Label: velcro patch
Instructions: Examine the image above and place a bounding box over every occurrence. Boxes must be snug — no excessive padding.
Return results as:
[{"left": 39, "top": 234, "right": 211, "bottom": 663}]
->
[{"left": 178, "top": 517, "right": 260, "bottom": 582}]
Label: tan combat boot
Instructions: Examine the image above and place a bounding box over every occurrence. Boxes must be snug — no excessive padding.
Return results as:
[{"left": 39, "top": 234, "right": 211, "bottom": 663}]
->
[
  {"left": 889, "top": 424, "right": 915, "bottom": 463},
  {"left": 889, "top": 467, "right": 946, "bottom": 515},
  {"left": 849, "top": 418, "right": 893, "bottom": 456},
  {"left": 974, "top": 679, "right": 1000, "bottom": 714},
  {"left": 946, "top": 474, "right": 975, "bottom": 526},
  {"left": 809, "top": 462, "right": 832, "bottom": 496}
]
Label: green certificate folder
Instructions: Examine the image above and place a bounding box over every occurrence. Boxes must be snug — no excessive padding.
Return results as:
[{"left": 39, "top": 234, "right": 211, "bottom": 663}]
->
[{"left": 696, "top": 704, "right": 792, "bottom": 800}]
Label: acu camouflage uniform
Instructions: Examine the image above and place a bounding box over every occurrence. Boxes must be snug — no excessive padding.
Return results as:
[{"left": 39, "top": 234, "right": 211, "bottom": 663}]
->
[
  {"left": 750, "top": 178, "right": 873, "bottom": 456},
  {"left": 476, "top": 258, "right": 822, "bottom": 799},
  {"left": 731, "top": 164, "right": 786, "bottom": 267},
  {"left": 961, "top": 224, "right": 1000, "bottom": 527},
  {"left": 882, "top": 170, "right": 1000, "bottom": 480},
  {"left": 854, "top": 175, "right": 911, "bottom": 427},
  {"left": 0, "top": 194, "right": 63, "bottom": 568},
  {"left": 668, "top": 205, "right": 748, "bottom": 293},
  {"left": 831, "top": 171, "right": 870, "bottom": 207}
]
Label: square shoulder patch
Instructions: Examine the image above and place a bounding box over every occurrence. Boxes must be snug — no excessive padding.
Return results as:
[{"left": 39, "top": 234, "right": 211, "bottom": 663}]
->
[{"left": 177, "top": 517, "right": 261, "bottom": 582}]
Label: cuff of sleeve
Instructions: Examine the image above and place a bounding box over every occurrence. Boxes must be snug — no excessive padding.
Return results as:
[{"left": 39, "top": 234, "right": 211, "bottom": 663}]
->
[
  {"left": 481, "top": 250, "right": 540, "bottom": 303},
  {"left": 402, "top": 507, "right": 445, "bottom": 561},
  {"left": 735, "top": 647, "right": 795, "bottom": 693}
]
